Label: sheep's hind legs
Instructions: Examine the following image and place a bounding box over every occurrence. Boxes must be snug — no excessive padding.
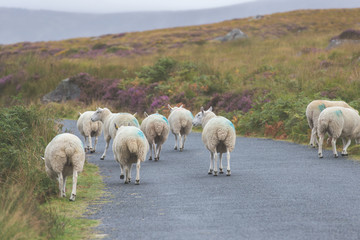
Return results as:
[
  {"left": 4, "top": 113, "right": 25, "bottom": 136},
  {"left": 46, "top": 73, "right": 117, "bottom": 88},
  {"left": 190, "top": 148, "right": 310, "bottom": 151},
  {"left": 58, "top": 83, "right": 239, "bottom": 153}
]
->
[
  {"left": 213, "top": 150, "right": 218, "bottom": 176},
  {"left": 69, "top": 171, "right": 78, "bottom": 201},
  {"left": 219, "top": 153, "right": 224, "bottom": 174},
  {"left": 208, "top": 152, "right": 214, "bottom": 174},
  {"left": 226, "top": 150, "right": 231, "bottom": 176},
  {"left": 341, "top": 138, "right": 351, "bottom": 156},
  {"left": 331, "top": 138, "right": 338, "bottom": 158}
]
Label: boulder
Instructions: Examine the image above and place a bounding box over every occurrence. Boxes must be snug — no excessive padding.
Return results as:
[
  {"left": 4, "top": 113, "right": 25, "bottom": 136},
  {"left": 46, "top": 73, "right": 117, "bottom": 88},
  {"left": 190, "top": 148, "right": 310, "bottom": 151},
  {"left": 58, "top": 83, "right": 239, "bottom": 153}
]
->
[
  {"left": 213, "top": 29, "right": 248, "bottom": 42},
  {"left": 41, "top": 78, "right": 81, "bottom": 103}
]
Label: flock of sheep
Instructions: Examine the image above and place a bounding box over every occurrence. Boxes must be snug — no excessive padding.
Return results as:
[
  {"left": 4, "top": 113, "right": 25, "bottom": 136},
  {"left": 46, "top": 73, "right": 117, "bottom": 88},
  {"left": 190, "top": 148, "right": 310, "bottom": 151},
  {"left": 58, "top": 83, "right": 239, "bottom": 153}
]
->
[
  {"left": 42, "top": 104, "right": 236, "bottom": 201},
  {"left": 42, "top": 99, "right": 360, "bottom": 201}
]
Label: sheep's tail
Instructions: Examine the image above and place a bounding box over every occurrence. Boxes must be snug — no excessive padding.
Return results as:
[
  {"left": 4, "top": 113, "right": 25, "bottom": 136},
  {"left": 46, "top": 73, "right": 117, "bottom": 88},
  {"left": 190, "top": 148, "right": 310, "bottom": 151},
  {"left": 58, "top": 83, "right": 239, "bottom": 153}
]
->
[
  {"left": 127, "top": 138, "right": 138, "bottom": 154},
  {"left": 181, "top": 119, "right": 188, "bottom": 128},
  {"left": 317, "top": 117, "right": 329, "bottom": 136},
  {"left": 217, "top": 128, "right": 228, "bottom": 141}
]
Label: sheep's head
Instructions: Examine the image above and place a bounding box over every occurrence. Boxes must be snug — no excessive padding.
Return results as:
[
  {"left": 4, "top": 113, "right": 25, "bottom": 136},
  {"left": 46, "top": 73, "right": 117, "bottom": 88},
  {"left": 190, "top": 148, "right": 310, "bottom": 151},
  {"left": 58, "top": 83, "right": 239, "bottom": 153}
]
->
[
  {"left": 91, "top": 108, "right": 104, "bottom": 122},
  {"left": 192, "top": 106, "right": 213, "bottom": 127}
]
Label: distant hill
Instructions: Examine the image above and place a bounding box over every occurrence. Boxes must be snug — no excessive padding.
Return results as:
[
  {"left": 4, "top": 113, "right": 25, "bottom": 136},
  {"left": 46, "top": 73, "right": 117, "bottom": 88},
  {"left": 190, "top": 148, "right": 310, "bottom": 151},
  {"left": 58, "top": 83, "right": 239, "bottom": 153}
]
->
[{"left": 0, "top": 0, "right": 359, "bottom": 44}]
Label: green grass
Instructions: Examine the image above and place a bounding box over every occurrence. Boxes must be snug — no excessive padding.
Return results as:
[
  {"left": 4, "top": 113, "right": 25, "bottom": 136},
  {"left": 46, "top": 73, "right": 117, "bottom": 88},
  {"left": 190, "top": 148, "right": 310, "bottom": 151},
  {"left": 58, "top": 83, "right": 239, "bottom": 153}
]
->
[{"left": 44, "top": 163, "right": 107, "bottom": 240}]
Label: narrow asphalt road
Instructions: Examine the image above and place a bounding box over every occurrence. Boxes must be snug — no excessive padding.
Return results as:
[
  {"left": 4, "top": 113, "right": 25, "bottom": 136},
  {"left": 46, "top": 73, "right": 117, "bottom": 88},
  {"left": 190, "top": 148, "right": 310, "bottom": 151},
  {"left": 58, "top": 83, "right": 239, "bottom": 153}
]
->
[{"left": 63, "top": 120, "right": 360, "bottom": 240}]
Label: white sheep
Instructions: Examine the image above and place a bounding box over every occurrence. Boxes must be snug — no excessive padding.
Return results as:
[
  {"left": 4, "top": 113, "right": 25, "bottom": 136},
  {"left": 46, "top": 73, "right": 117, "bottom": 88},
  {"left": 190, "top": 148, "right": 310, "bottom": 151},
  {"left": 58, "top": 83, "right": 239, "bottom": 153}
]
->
[
  {"left": 306, "top": 100, "right": 354, "bottom": 147},
  {"left": 140, "top": 112, "right": 170, "bottom": 161},
  {"left": 192, "top": 106, "right": 236, "bottom": 176},
  {"left": 167, "top": 104, "right": 193, "bottom": 151},
  {"left": 112, "top": 125, "right": 149, "bottom": 184},
  {"left": 77, "top": 111, "right": 103, "bottom": 153},
  {"left": 42, "top": 133, "right": 85, "bottom": 201},
  {"left": 91, "top": 107, "right": 139, "bottom": 160},
  {"left": 317, "top": 106, "right": 360, "bottom": 158}
]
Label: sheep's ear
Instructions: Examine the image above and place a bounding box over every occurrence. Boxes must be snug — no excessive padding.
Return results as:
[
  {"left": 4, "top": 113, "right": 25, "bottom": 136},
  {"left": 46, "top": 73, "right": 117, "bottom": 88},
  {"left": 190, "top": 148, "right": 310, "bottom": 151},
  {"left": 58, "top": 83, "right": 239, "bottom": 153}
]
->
[
  {"left": 144, "top": 112, "right": 149, "bottom": 117},
  {"left": 156, "top": 111, "right": 159, "bottom": 114},
  {"left": 208, "top": 106, "right": 213, "bottom": 112},
  {"left": 78, "top": 112, "right": 82, "bottom": 116},
  {"left": 133, "top": 112, "right": 137, "bottom": 117},
  {"left": 179, "top": 104, "right": 183, "bottom": 108},
  {"left": 201, "top": 106, "right": 205, "bottom": 114},
  {"left": 168, "top": 104, "right": 173, "bottom": 110},
  {"left": 41, "top": 156, "right": 45, "bottom": 161},
  {"left": 114, "top": 123, "right": 119, "bottom": 130}
]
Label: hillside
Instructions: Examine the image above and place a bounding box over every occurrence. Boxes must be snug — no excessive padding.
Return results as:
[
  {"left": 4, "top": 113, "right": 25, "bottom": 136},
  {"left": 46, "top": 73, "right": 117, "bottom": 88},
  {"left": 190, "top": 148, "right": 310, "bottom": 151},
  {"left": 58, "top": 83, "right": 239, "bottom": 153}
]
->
[
  {"left": 1, "top": 8, "right": 360, "bottom": 142},
  {"left": 0, "top": 0, "right": 359, "bottom": 44}
]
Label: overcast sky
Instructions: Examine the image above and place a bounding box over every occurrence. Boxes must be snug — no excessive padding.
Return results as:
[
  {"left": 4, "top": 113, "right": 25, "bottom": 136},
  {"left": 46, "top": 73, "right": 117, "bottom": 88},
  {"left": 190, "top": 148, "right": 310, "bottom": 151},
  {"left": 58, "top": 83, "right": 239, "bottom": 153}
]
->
[{"left": 0, "top": 0, "right": 257, "bottom": 13}]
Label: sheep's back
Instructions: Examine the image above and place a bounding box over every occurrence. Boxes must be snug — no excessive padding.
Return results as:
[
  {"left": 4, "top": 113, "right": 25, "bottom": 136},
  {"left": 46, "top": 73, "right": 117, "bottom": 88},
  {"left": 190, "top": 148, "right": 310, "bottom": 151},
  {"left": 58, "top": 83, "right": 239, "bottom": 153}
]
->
[
  {"left": 168, "top": 109, "right": 193, "bottom": 134},
  {"left": 109, "top": 113, "right": 140, "bottom": 139},
  {"left": 318, "top": 107, "right": 360, "bottom": 138},
  {"left": 202, "top": 117, "right": 236, "bottom": 153},
  {"left": 113, "top": 127, "right": 149, "bottom": 164},
  {"left": 44, "top": 133, "right": 85, "bottom": 174}
]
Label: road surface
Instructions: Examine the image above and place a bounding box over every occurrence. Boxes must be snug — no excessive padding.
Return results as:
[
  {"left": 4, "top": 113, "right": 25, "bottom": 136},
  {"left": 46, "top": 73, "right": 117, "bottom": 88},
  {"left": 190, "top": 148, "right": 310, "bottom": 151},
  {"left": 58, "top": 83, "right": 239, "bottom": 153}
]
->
[{"left": 62, "top": 120, "right": 360, "bottom": 240}]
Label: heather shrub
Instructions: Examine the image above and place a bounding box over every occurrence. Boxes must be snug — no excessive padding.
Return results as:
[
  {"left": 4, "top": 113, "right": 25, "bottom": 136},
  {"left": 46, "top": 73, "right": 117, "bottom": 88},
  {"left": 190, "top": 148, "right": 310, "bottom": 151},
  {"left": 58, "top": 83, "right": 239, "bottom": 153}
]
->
[{"left": 206, "top": 90, "right": 254, "bottom": 113}]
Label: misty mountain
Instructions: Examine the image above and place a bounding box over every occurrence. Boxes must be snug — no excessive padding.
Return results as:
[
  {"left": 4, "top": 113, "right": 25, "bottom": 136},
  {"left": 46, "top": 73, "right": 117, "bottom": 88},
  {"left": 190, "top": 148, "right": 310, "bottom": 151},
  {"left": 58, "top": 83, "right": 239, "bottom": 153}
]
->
[{"left": 0, "top": 0, "right": 359, "bottom": 44}]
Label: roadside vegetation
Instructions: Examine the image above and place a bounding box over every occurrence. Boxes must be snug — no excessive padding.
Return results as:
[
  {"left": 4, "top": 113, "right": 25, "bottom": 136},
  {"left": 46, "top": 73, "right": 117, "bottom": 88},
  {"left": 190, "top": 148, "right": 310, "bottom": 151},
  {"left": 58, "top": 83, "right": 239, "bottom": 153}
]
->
[
  {"left": 0, "top": 104, "right": 104, "bottom": 239},
  {"left": 1, "top": 8, "right": 360, "bottom": 238}
]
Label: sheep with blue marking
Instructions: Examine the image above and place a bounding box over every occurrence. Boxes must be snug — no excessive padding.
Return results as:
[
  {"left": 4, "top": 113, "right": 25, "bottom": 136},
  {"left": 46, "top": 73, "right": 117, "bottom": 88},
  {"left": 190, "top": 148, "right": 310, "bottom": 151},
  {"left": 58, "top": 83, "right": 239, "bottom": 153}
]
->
[
  {"left": 42, "top": 133, "right": 85, "bottom": 201},
  {"left": 192, "top": 106, "right": 236, "bottom": 176},
  {"left": 112, "top": 125, "right": 149, "bottom": 184},
  {"left": 77, "top": 111, "right": 103, "bottom": 153},
  {"left": 317, "top": 106, "right": 360, "bottom": 158},
  {"left": 141, "top": 112, "right": 169, "bottom": 161},
  {"left": 306, "top": 100, "right": 355, "bottom": 147},
  {"left": 167, "top": 104, "right": 193, "bottom": 151},
  {"left": 91, "top": 107, "right": 139, "bottom": 160}
]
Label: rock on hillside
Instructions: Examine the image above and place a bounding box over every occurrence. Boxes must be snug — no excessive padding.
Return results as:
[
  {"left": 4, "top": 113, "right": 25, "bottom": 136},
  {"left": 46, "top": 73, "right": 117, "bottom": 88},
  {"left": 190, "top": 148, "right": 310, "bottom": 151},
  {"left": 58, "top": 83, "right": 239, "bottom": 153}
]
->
[
  {"left": 41, "top": 78, "right": 81, "bottom": 103},
  {"left": 327, "top": 29, "right": 360, "bottom": 49},
  {"left": 213, "top": 28, "right": 248, "bottom": 42}
]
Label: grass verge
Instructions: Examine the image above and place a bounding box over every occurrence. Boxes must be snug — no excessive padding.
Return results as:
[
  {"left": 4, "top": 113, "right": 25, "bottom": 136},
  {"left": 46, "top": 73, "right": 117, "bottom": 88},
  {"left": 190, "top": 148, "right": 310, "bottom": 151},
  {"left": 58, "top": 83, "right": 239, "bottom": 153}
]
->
[{"left": 43, "top": 162, "right": 107, "bottom": 240}]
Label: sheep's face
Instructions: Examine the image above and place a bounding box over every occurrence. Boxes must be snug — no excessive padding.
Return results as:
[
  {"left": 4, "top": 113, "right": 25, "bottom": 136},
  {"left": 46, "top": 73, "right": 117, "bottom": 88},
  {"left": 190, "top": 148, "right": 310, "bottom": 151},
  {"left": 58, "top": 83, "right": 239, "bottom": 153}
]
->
[
  {"left": 91, "top": 108, "right": 103, "bottom": 122},
  {"left": 192, "top": 111, "right": 204, "bottom": 126}
]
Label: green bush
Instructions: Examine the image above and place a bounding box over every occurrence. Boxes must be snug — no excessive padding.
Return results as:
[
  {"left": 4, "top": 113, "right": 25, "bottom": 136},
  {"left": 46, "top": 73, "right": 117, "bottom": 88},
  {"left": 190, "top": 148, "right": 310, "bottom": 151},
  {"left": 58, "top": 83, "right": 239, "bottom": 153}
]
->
[
  {"left": 137, "top": 57, "right": 177, "bottom": 83},
  {"left": 0, "top": 105, "right": 63, "bottom": 239},
  {"left": 237, "top": 94, "right": 310, "bottom": 142}
]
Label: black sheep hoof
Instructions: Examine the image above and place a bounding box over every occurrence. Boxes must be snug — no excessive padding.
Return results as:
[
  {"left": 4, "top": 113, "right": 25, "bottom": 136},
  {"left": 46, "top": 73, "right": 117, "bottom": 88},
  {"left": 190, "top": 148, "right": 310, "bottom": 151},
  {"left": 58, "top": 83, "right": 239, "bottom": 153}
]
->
[
  {"left": 213, "top": 171, "right": 218, "bottom": 176},
  {"left": 226, "top": 170, "right": 231, "bottom": 176},
  {"left": 341, "top": 153, "right": 348, "bottom": 156},
  {"left": 149, "top": 157, "right": 152, "bottom": 161},
  {"left": 179, "top": 148, "right": 183, "bottom": 152},
  {"left": 174, "top": 147, "right": 178, "bottom": 150},
  {"left": 208, "top": 170, "right": 213, "bottom": 175},
  {"left": 135, "top": 180, "right": 140, "bottom": 185},
  {"left": 120, "top": 175, "right": 124, "bottom": 179},
  {"left": 100, "top": 157, "right": 105, "bottom": 160},
  {"left": 155, "top": 157, "right": 159, "bottom": 161},
  {"left": 90, "top": 150, "right": 95, "bottom": 153},
  {"left": 219, "top": 168, "right": 224, "bottom": 174},
  {"left": 334, "top": 154, "right": 338, "bottom": 158}
]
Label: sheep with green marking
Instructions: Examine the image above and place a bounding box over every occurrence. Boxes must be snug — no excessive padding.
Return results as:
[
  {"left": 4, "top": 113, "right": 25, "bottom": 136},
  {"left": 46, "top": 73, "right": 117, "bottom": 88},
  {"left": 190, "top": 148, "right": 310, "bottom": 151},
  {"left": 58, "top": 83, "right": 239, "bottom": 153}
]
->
[
  {"left": 317, "top": 106, "right": 360, "bottom": 158},
  {"left": 77, "top": 111, "right": 103, "bottom": 153},
  {"left": 192, "top": 106, "right": 236, "bottom": 176},
  {"left": 112, "top": 125, "right": 149, "bottom": 184},
  {"left": 42, "top": 133, "right": 85, "bottom": 201},
  {"left": 91, "top": 107, "right": 139, "bottom": 160},
  {"left": 167, "top": 104, "right": 193, "bottom": 151},
  {"left": 140, "top": 112, "right": 169, "bottom": 161},
  {"left": 306, "top": 100, "right": 355, "bottom": 147}
]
